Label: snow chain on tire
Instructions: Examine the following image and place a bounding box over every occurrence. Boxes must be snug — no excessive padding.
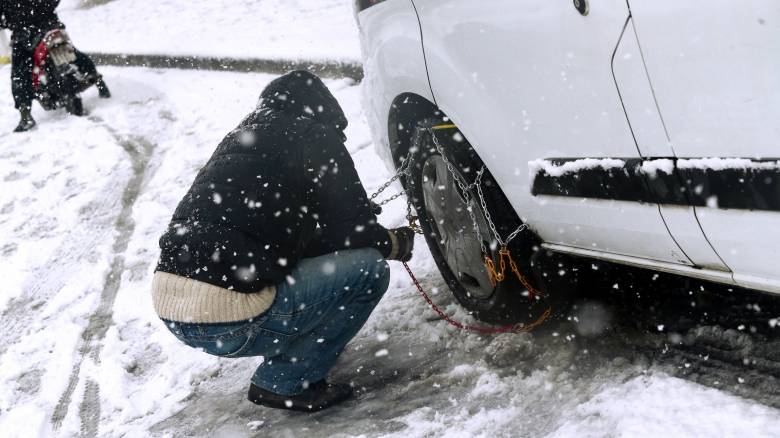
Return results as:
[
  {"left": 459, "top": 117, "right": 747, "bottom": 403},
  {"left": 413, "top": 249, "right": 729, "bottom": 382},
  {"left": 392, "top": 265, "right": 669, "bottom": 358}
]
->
[{"left": 369, "top": 122, "right": 552, "bottom": 333}]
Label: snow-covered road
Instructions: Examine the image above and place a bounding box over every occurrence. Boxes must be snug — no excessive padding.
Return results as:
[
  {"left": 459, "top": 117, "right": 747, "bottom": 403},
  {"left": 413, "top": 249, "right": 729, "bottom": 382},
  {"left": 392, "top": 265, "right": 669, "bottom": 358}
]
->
[
  {"left": 57, "top": 0, "right": 361, "bottom": 62},
  {"left": 0, "top": 66, "right": 778, "bottom": 437}
]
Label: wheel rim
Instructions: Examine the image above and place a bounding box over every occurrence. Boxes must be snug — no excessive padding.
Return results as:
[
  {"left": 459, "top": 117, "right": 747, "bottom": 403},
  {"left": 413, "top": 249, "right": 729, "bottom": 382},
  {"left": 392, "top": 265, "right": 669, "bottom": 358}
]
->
[{"left": 421, "top": 154, "right": 496, "bottom": 300}]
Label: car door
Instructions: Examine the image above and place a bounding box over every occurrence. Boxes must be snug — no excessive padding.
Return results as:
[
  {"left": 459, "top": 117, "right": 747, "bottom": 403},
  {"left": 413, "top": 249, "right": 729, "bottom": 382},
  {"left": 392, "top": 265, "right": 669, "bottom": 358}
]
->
[
  {"left": 611, "top": 13, "right": 733, "bottom": 277},
  {"left": 628, "top": 1, "right": 780, "bottom": 293},
  {"left": 411, "top": 0, "right": 694, "bottom": 266}
]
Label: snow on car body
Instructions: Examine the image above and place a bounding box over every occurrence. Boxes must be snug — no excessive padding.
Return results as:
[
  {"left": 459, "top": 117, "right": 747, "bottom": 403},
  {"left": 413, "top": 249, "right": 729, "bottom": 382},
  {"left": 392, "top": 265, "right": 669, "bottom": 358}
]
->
[{"left": 355, "top": 0, "right": 780, "bottom": 320}]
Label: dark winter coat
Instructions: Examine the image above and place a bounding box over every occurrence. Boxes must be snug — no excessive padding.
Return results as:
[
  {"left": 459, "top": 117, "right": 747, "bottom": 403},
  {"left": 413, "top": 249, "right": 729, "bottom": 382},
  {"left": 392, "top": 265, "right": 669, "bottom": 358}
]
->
[
  {"left": 0, "top": 0, "right": 60, "bottom": 31},
  {"left": 156, "top": 71, "right": 393, "bottom": 293}
]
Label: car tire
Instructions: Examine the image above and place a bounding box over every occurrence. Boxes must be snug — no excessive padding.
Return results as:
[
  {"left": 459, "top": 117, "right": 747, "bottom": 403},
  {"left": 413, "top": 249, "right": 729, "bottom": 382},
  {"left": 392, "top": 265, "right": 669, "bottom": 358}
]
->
[{"left": 407, "top": 119, "right": 554, "bottom": 325}]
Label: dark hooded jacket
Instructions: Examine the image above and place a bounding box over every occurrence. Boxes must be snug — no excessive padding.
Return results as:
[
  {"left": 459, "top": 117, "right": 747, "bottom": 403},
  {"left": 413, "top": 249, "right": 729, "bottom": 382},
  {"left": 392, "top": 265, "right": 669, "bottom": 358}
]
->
[
  {"left": 0, "top": 0, "right": 59, "bottom": 31},
  {"left": 156, "top": 71, "right": 392, "bottom": 293}
]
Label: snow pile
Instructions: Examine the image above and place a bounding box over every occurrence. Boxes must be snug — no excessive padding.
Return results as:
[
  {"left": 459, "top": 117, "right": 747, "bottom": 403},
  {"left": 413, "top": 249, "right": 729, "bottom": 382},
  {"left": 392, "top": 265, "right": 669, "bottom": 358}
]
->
[
  {"left": 640, "top": 158, "right": 675, "bottom": 176},
  {"left": 676, "top": 157, "right": 780, "bottom": 171},
  {"left": 550, "top": 374, "right": 780, "bottom": 438},
  {"left": 529, "top": 157, "right": 780, "bottom": 180},
  {"left": 57, "top": 0, "right": 361, "bottom": 62},
  {"left": 528, "top": 158, "right": 626, "bottom": 178}
]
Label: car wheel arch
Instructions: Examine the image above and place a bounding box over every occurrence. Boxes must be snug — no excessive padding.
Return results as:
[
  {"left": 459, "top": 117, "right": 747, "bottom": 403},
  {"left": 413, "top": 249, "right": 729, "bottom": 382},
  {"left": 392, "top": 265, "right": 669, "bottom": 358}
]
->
[{"left": 387, "top": 92, "right": 441, "bottom": 164}]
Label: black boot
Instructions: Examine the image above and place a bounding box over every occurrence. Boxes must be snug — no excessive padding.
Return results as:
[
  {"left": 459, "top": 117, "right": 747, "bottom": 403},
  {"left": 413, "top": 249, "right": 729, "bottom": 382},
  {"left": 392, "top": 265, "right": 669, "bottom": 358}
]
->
[
  {"left": 13, "top": 107, "right": 36, "bottom": 133},
  {"left": 96, "top": 76, "right": 111, "bottom": 98},
  {"left": 65, "top": 97, "right": 84, "bottom": 116},
  {"left": 247, "top": 380, "right": 353, "bottom": 412}
]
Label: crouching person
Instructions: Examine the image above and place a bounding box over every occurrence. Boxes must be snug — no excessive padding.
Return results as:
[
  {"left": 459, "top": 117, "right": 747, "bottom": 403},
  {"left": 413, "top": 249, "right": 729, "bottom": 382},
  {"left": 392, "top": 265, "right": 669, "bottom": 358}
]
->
[{"left": 152, "top": 71, "right": 415, "bottom": 412}]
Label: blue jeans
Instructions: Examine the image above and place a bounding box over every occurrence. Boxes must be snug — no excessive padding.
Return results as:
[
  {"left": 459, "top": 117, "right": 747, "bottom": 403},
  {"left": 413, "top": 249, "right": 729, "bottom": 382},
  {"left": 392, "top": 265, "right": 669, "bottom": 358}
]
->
[{"left": 163, "top": 248, "right": 390, "bottom": 396}]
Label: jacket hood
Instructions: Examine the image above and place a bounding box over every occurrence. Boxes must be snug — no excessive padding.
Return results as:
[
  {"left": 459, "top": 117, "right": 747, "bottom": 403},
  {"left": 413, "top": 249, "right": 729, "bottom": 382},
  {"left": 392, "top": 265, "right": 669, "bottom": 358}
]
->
[{"left": 259, "top": 70, "right": 348, "bottom": 133}]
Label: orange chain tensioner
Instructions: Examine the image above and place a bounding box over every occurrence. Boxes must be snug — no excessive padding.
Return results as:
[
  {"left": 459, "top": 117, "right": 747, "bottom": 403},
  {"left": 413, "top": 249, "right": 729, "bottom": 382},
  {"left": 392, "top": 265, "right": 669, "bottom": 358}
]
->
[{"left": 484, "top": 247, "right": 541, "bottom": 299}]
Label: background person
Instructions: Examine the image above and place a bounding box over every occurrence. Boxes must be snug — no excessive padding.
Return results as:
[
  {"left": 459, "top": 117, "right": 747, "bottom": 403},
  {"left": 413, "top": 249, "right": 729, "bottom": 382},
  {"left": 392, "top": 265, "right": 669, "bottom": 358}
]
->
[{"left": 0, "top": 0, "right": 110, "bottom": 132}]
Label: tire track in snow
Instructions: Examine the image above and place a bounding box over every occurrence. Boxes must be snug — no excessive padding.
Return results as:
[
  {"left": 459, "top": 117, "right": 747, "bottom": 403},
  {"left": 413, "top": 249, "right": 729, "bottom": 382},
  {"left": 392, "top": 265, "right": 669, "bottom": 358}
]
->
[
  {"left": 660, "top": 327, "right": 780, "bottom": 408},
  {"left": 591, "top": 274, "right": 780, "bottom": 409},
  {"left": 79, "top": 380, "right": 100, "bottom": 438},
  {"left": 51, "top": 123, "right": 155, "bottom": 435},
  {"left": 0, "top": 180, "right": 119, "bottom": 355}
]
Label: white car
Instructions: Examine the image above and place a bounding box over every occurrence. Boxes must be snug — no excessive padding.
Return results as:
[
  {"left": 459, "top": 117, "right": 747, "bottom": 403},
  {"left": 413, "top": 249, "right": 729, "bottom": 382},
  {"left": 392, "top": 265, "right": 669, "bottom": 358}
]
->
[{"left": 355, "top": 0, "right": 780, "bottom": 323}]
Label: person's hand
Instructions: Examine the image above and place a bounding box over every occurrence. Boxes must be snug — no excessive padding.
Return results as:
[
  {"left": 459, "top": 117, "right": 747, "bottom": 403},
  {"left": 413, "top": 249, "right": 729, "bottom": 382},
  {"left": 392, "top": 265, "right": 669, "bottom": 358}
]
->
[{"left": 387, "top": 227, "right": 415, "bottom": 262}]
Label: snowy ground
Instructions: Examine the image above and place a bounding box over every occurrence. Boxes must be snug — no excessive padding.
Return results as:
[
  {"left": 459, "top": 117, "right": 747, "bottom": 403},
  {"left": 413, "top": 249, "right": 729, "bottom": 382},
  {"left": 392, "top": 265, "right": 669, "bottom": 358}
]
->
[
  {"left": 1, "top": 66, "right": 779, "bottom": 437},
  {"left": 57, "top": 0, "right": 361, "bottom": 62}
]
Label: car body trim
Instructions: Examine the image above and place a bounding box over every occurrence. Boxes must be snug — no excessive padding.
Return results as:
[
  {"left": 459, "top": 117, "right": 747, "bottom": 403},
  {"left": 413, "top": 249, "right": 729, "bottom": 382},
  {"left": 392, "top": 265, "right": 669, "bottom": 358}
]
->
[{"left": 531, "top": 157, "right": 780, "bottom": 212}]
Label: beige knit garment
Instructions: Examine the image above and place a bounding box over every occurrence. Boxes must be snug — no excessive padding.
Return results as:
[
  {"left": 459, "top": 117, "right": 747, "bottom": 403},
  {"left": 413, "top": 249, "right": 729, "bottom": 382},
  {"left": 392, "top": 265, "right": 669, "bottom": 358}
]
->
[{"left": 152, "top": 271, "right": 276, "bottom": 323}]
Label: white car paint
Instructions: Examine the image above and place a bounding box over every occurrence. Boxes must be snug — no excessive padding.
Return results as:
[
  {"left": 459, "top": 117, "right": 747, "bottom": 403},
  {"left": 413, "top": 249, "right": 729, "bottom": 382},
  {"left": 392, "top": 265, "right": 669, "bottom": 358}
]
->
[
  {"left": 611, "top": 17, "right": 730, "bottom": 271},
  {"left": 410, "top": 0, "right": 696, "bottom": 266},
  {"left": 356, "top": 0, "right": 779, "bottom": 295},
  {"left": 357, "top": 0, "right": 435, "bottom": 167},
  {"left": 628, "top": 1, "right": 780, "bottom": 292}
]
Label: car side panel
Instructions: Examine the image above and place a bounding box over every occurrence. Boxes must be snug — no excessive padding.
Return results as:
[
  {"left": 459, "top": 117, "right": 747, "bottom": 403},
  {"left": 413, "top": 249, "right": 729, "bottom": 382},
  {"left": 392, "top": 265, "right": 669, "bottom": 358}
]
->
[
  {"left": 357, "top": 0, "right": 435, "bottom": 169},
  {"left": 612, "top": 18, "right": 730, "bottom": 271},
  {"left": 629, "top": 1, "right": 780, "bottom": 159},
  {"left": 610, "top": 19, "right": 672, "bottom": 158},
  {"left": 695, "top": 210, "right": 780, "bottom": 294},
  {"left": 412, "top": 0, "right": 693, "bottom": 265},
  {"left": 629, "top": 1, "right": 780, "bottom": 292}
]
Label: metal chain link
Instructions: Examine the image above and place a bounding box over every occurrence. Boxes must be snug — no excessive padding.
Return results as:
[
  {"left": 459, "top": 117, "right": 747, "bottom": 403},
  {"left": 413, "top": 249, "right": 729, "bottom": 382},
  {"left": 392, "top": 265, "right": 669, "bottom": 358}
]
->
[
  {"left": 370, "top": 126, "right": 549, "bottom": 329},
  {"left": 467, "top": 169, "right": 489, "bottom": 255},
  {"left": 474, "top": 175, "right": 527, "bottom": 248},
  {"left": 369, "top": 154, "right": 413, "bottom": 207},
  {"left": 428, "top": 127, "right": 526, "bottom": 250},
  {"left": 367, "top": 125, "right": 528, "bottom": 249},
  {"left": 422, "top": 128, "right": 491, "bottom": 255},
  {"left": 367, "top": 153, "right": 423, "bottom": 233}
]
